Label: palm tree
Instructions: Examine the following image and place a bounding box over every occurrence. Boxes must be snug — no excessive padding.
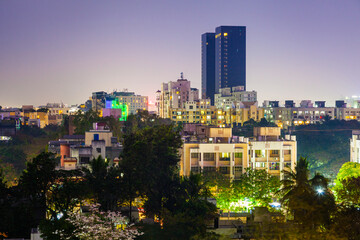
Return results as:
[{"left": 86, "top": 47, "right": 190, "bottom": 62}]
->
[{"left": 278, "top": 157, "right": 335, "bottom": 233}]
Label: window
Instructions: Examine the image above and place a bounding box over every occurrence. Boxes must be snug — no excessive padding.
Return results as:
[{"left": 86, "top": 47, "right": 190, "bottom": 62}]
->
[
  {"left": 235, "top": 152, "right": 243, "bottom": 158},
  {"left": 284, "top": 150, "right": 291, "bottom": 155},
  {"left": 255, "top": 162, "right": 266, "bottom": 168},
  {"left": 269, "top": 162, "right": 280, "bottom": 170},
  {"left": 191, "top": 166, "right": 201, "bottom": 173},
  {"left": 284, "top": 162, "right": 291, "bottom": 169},
  {"left": 219, "top": 152, "right": 230, "bottom": 161},
  {"left": 203, "top": 167, "right": 216, "bottom": 173},
  {"left": 80, "top": 157, "right": 90, "bottom": 164},
  {"left": 270, "top": 150, "right": 279, "bottom": 157},
  {"left": 191, "top": 153, "right": 199, "bottom": 159},
  {"left": 255, "top": 150, "right": 265, "bottom": 158},
  {"left": 203, "top": 153, "right": 216, "bottom": 161},
  {"left": 96, "top": 148, "right": 101, "bottom": 153}
]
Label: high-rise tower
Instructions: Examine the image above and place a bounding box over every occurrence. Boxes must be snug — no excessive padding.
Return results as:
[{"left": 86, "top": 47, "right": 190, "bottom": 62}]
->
[
  {"left": 201, "top": 33, "right": 215, "bottom": 104},
  {"left": 201, "top": 26, "right": 246, "bottom": 102}
]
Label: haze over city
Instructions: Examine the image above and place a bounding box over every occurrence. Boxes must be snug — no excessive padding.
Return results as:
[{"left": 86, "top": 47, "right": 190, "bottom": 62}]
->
[{"left": 1, "top": 0, "right": 359, "bottom": 107}]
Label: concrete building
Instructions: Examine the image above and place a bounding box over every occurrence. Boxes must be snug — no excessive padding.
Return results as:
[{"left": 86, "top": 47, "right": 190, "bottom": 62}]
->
[
  {"left": 214, "top": 86, "right": 257, "bottom": 109},
  {"left": 169, "top": 100, "right": 263, "bottom": 127},
  {"left": 263, "top": 100, "right": 335, "bottom": 129},
  {"left": 350, "top": 131, "right": 360, "bottom": 163},
  {"left": 157, "top": 74, "right": 200, "bottom": 118},
  {"left": 49, "top": 123, "right": 122, "bottom": 170},
  {"left": 180, "top": 127, "right": 296, "bottom": 180}
]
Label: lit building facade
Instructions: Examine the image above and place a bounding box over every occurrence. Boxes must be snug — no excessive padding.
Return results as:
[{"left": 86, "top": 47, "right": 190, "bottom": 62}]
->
[
  {"left": 201, "top": 33, "right": 216, "bottom": 104},
  {"left": 214, "top": 86, "right": 257, "bottom": 109},
  {"left": 201, "top": 26, "right": 246, "bottom": 103},
  {"left": 169, "top": 101, "right": 264, "bottom": 127},
  {"left": 350, "top": 131, "right": 360, "bottom": 163},
  {"left": 157, "top": 75, "right": 200, "bottom": 118},
  {"left": 180, "top": 127, "right": 296, "bottom": 180}
]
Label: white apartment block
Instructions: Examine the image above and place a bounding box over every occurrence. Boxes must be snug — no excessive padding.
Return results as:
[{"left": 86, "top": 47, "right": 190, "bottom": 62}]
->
[
  {"left": 350, "top": 131, "right": 360, "bottom": 163},
  {"left": 181, "top": 127, "right": 296, "bottom": 180}
]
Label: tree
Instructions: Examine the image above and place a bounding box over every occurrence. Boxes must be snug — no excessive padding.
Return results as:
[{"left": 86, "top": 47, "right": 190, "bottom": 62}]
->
[
  {"left": 72, "top": 110, "right": 101, "bottom": 134},
  {"left": 58, "top": 202, "right": 142, "bottom": 240},
  {"left": 279, "top": 157, "right": 335, "bottom": 233},
  {"left": 81, "top": 156, "right": 123, "bottom": 211},
  {"left": 333, "top": 162, "right": 360, "bottom": 205},
  {"left": 19, "top": 152, "right": 57, "bottom": 220}
]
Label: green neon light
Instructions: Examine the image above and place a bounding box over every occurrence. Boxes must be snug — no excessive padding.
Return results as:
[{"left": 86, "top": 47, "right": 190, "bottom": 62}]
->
[{"left": 110, "top": 99, "right": 128, "bottom": 121}]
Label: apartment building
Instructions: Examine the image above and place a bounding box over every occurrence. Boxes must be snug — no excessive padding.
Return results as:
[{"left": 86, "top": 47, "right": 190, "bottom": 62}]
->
[
  {"left": 180, "top": 126, "right": 296, "bottom": 180},
  {"left": 350, "top": 131, "right": 360, "bottom": 163}
]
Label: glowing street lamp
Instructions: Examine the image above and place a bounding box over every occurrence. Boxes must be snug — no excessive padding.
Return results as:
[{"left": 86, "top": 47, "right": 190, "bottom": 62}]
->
[{"left": 316, "top": 188, "right": 324, "bottom": 195}]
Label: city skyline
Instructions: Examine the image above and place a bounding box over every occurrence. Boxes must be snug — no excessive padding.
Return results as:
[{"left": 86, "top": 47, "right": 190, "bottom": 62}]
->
[{"left": 1, "top": 0, "right": 360, "bottom": 107}]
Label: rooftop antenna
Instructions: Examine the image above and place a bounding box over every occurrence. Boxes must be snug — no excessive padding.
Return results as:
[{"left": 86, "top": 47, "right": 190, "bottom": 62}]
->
[{"left": 180, "top": 72, "right": 184, "bottom": 79}]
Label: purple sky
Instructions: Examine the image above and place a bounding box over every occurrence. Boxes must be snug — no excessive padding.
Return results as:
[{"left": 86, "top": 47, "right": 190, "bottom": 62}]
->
[{"left": 1, "top": 0, "right": 359, "bottom": 107}]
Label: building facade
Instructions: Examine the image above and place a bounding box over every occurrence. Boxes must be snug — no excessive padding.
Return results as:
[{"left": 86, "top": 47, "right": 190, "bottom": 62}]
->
[
  {"left": 214, "top": 86, "right": 257, "bottom": 109},
  {"left": 201, "top": 33, "right": 216, "bottom": 104},
  {"left": 350, "top": 131, "right": 360, "bottom": 163},
  {"left": 180, "top": 127, "right": 296, "bottom": 180},
  {"left": 157, "top": 75, "right": 200, "bottom": 118},
  {"left": 201, "top": 26, "right": 246, "bottom": 103}
]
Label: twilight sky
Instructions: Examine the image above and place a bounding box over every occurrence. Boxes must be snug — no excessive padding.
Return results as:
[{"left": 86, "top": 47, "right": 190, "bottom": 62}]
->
[{"left": 0, "top": 0, "right": 359, "bottom": 107}]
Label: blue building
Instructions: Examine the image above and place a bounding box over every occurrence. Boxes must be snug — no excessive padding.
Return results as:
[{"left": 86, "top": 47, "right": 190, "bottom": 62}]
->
[
  {"left": 201, "top": 33, "right": 215, "bottom": 104},
  {"left": 201, "top": 26, "right": 246, "bottom": 103}
]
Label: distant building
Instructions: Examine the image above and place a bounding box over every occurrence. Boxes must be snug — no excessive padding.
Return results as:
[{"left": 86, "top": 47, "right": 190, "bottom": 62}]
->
[
  {"left": 350, "top": 131, "right": 360, "bottom": 163},
  {"left": 214, "top": 86, "right": 257, "bottom": 109},
  {"left": 157, "top": 74, "right": 200, "bottom": 118},
  {"left": 180, "top": 126, "right": 296, "bottom": 180},
  {"left": 91, "top": 90, "right": 148, "bottom": 119},
  {"left": 201, "top": 32, "right": 216, "bottom": 104},
  {"left": 201, "top": 26, "right": 246, "bottom": 104},
  {"left": 49, "top": 123, "right": 121, "bottom": 170}
]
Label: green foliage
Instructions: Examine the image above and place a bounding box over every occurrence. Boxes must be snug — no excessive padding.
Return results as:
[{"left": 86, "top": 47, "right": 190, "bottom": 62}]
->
[
  {"left": 295, "top": 120, "right": 360, "bottom": 177},
  {"left": 279, "top": 157, "right": 335, "bottom": 231},
  {"left": 72, "top": 109, "right": 101, "bottom": 134},
  {"left": 206, "top": 168, "right": 280, "bottom": 212}
]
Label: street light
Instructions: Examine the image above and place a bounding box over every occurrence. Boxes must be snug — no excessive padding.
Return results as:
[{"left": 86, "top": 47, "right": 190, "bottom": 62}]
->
[{"left": 316, "top": 188, "right": 324, "bottom": 195}]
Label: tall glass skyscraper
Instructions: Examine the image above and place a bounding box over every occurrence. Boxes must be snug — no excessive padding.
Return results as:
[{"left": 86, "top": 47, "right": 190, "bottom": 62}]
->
[
  {"left": 201, "top": 26, "right": 246, "bottom": 103},
  {"left": 201, "top": 33, "right": 215, "bottom": 103}
]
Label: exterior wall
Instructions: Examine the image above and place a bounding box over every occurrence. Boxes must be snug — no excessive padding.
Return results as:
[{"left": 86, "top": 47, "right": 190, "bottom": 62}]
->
[
  {"left": 158, "top": 78, "right": 199, "bottom": 118},
  {"left": 215, "top": 26, "right": 246, "bottom": 92},
  {"left": 248, "top": 139, "right": 296, "bottom": 179},
  {"left": 350, "top": 133, "right": 360, "bottom": 163},
  {"left": 169, "top": 103, "right": 264, "bottom": 127},
  {"left": 85, "top": 130, "right": 113, "bottom": 147},
  {"left": 116, "top": 95, "right": 148, "bottom": 115},
  {"left": 181, "top": 142, "right": 249, "bottom": 180},
  {"left": 181, "top": 136, "right": 297, "bottom": 180}
]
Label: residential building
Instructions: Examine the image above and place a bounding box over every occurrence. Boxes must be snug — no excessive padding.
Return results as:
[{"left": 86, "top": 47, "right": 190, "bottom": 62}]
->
[
  {"left": 214, "top": 86, "right": 257, "bottom": 109},
  {"left": 49, "top": 123, "right": 122, "bottom": 170},
  {"left": 180, "top": 126, "right": 296, "bottom": 180},
  {"left": 350, "top": 131, "right": 360, "bottom": 163},
  {"left": 263, "top": 100, "right": 335, "bottom": 129},
  {"left": 157, "top": 74, "right": 200, "bottom": 118},
  {"left": 169, "top": 100, "right": 263, "bottom": 127}
]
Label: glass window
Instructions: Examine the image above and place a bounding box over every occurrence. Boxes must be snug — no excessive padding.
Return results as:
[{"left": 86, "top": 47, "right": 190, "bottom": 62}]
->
[
  {"left": 191, "top": 153, "right": 199, "bottom": 158},
  {"left": 269, "top": 162, "right": 280, "bottom": 170},
  {"left": 219, "top": 152, "right": 230, "bottom": 161},
  {"left": 203, "top": 153, "right": 216, "bottom": 161},
  {"left": 235, "top": 152, "right": 243, "bottom": 158}
]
